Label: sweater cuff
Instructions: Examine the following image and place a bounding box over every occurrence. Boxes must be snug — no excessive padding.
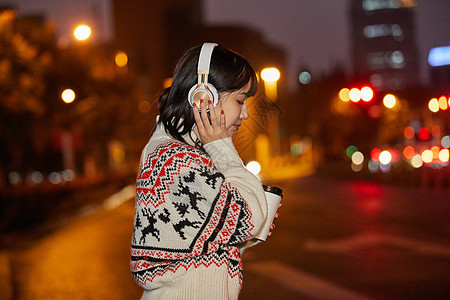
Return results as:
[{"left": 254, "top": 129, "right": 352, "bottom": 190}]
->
[{"left": 203, "top": 137, "right": 243, "bottom": 173}]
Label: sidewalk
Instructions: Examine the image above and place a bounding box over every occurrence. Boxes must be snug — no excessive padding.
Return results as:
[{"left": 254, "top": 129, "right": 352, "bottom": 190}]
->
[{"left": 0, "top": 251, "right": 12, "bottom": 300}]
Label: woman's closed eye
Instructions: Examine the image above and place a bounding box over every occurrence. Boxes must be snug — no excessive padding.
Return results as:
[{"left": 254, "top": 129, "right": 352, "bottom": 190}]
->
[{"left": 236, "top": 98, "right": 247, "bottom": 105}]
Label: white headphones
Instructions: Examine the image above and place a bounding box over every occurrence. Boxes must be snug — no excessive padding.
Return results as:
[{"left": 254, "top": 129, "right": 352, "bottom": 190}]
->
[{"left": 187, "top": 42, "right": 219, "bottom": 108}]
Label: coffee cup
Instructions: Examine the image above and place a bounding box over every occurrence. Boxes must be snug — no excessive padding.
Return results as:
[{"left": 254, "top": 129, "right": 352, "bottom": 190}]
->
[{"left": 255, "top": 185, "right": 283, "bottom": 241}]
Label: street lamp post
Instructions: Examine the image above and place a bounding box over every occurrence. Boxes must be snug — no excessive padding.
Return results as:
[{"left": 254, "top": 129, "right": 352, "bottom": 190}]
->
[{"left": 261, "top": 67, "right": 281, "bottom": 155}]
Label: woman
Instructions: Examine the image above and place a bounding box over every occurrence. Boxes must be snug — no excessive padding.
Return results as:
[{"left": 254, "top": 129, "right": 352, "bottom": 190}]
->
[{"left": 131, "top": 43, "right": 268, "bottom": 299}]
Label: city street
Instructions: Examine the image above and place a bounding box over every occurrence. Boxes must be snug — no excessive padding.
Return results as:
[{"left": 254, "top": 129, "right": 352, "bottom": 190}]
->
[{"left": 1, "top": 174, "right": 449, "bottom": 299}]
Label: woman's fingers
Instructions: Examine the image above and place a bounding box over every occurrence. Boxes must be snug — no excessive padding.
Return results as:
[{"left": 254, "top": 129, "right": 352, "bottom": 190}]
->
[
  {"left": 193, "top": 98, "right": 228, "bottom": 144},
  {"left": 193, "top": 103, "right": 204, "bottom": 130},
  {"left": 208, "top": 100, "right": 218, "bottom": 126},
  {"left": 220, "top": 109, "right": 226, "bottom": 130},
  {"left": 199, "top": 99, "right": 211, "bottom": 126}
]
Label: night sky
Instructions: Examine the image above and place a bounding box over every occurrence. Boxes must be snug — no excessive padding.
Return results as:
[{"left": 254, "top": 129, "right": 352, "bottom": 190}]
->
[{"left": 6, "top": 0, "right": 450, "bottom": 89}]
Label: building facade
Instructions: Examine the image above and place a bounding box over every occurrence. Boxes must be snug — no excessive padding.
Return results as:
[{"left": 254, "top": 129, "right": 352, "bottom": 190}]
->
[{"left": 349, "top": 0, "right": 419, "bottom": 92}]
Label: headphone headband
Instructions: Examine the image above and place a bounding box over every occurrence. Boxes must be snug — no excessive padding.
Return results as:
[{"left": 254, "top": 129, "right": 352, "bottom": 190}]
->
[
  {"left": 187, "top": 42, "right": 219, "bottom": 108},
  {"left": 197, "top": 43, "right": 217, "bottom": 74}
]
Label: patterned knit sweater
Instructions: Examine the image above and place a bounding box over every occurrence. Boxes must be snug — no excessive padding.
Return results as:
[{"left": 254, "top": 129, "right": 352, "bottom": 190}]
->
[{"left": 131, "top": 122, "right": 268, "bottom": 300}]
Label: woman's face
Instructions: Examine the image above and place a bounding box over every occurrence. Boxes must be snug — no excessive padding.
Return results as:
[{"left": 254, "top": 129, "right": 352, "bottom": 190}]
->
[{"left": 216, "top": 81, "right": 252, "bottom": 137}]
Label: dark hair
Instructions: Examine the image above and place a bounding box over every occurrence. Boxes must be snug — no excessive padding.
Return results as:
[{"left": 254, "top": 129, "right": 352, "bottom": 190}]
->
[{"left": 157, "top": 44, "right": 257, "bottom": 145}]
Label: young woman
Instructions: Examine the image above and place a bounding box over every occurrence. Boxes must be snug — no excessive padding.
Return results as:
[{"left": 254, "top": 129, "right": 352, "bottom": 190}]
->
[{"left": 131, "top": 43, "right": 268, "bottom": 299}]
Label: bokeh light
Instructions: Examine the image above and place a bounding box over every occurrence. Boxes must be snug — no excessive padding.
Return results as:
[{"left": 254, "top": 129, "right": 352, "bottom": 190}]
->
[
  {"left": 49, "top": 171, "right": 62, "bottom": 184},
  {"left": 403, "top": 126, "right": 415, "bottom": 139},
  {"left": 360, "top": 86, "right": 373, "bottom": 101},
  {"left": 290, "top": 141, "right": 303, "bottom": 156},
  {"left": 390, "top": 149, "right": 401, "bottom": 162},
  {"left": 417, "top": 127, "right": 430, "bottom": 141},
  {"left": 428, "top": 98, "right": 439, "bottom": 112},
  {"left": 138, "top": 100, "right": 151, "bottom": 114},
  {"left": 431, "top": 125, "right": 441, "bottom": 138},
  {"left": 30, "top": 171, "right": 44, "bottom": 184},
  {"left": 370, "top": 148, "right": 381, "bottom": 161},
  {"left": 368, "top": 159, "right": 379, "bottom": 173},
  {"left": 61, "top": 89, "right": 75, "bottom": 103},
  {"left": 383, "top": 94, "right": 396, "bottom": 108},
  {"left": 431, "top": 146, "right": 440, "bottom": 158},
  {"left": 421, "top": 149, "right": 433, "bottom": 163},
  {"left": 442, "top": 135, "right": 450, "bottom": 148},
  {"left": 339, "top": 88, "right": 350, "bottom": 102},
  {"left": 439, "top": 149, "right": 449, "bottom": 162},
  {"left": 403, "top": 145, "right": 415, "bottom": 159},
  {"left": 298, "top": 71, "right": 311, "bottom": 84},
  {"left": 74, "top": 25, "right": 91, "bottom": 41},
  {"left": 349, "top": 88, "right": 361, "bottom": 102},
  {"left": 410, "top": 154, "right": 423, "bottom": 168},
  {"left": 8, "top": 172, "right": 22, "bottom": 185},
  {"left": 246, "top": 161, "right": 261, "bottom": 176},
  {"left": 351, "top": 151, "right": 364, "bottom": 165},
  {"left": 438, "top": 96, "right": 448, "bottom": 110},
  {"left": 115, "top": 51, "right": 128, "bottom": 67},
  {"left": 346, "top": 145, "right": 358, "bottom": 158},
  {"left": 261, "top": 68, "right": 280, "bottom": 82},
  {"left": 379, "top": 150, "right": 391, "bottom": 165},
  {"left": 351, "top": 162, "right": 363, "bottom": 172},
  {"left": 380, "top": 163, "right": 391, "bottom": 173}
]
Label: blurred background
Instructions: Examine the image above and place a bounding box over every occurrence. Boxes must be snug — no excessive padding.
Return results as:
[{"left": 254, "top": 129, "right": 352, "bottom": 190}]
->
[{"left": 0, "top": 1, "right": 449, "bottom": 299}]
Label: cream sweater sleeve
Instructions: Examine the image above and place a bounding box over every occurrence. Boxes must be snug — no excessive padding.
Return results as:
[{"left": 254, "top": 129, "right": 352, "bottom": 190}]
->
[{"left": 203, "top": 137, "right": 268, "bottom": 238}]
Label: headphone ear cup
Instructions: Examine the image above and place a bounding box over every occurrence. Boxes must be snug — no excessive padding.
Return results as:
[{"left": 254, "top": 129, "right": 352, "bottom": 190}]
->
[
  {"left": 187, "top": 83, "right": 219, "bottom": 107},
  {"left": 207, "top": 83, "right": 219, "bottom": 107},
  {"left": 187, "top": 84, "right": 199, "bottom": 107}
]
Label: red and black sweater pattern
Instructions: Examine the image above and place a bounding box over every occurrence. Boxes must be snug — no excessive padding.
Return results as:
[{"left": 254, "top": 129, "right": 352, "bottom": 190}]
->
[{"left": 131, "top": 140, "right": 255, "bottom": 289}]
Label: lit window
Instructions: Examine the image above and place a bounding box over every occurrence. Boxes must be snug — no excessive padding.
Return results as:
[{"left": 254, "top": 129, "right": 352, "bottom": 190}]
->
[
  {"left": 362, "top": 0, "right": 415, "bottom": 11},
  {"left": 363, "top": 24, "right": 403, "bottom": 40},
  {"left": 389, "top": 51, "right": 405, "bottom": 69}
]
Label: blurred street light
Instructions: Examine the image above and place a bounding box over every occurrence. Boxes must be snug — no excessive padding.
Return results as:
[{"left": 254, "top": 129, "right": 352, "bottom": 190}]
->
[
  {"left": 61, "top": 89, "right": 76, "bottom": 103},
  {"left": 261, "top": 67, "right": 280, "bottom": 82},
  {"left": 74, "top": 25, "right": 92, "bottom": 41},
  {"left": 383, "top": 94, "right": 397, "bottom": 109},
  {"left": 245, "top": 161, "right": 261, "bottom": 176},
  {"left": 298, "top": 71, "right": 311, "bottom": 85},
  {"left": 115, "top": 51, "right": 128, "bottom": 68},
  {"left": 261, "top": 67, "right": 280, "bottom": 101},
  {"left": 261, "top": 67, "right": 281, "bottom": 155},
  {"left": 349, "top": 88, "right": 361, "bottom": 102},
  {"left": 339, "top": 88, "right": 350, "bottom": 102},
  {"left": 339, "top": 86, "right": 373, "bottom": 103},
  {"left": 438, "top": 96, "right": 448, "bottom": 110},
  {"left": 428, "top": 96, "right": 450, "bottom": 112},
  {"left": 360, "top": 86, "right": 374, "bottom": 102}
]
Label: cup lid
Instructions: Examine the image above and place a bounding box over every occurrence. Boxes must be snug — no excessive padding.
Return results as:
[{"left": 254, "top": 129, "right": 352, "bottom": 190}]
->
[{"left": 263, "top": 185, "right": 283, "bottom": 197}]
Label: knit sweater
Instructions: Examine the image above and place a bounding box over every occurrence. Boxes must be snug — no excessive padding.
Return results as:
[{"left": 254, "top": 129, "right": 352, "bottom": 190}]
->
[{"left": 131, "top": 122, "right": 268, "bottom": 300}]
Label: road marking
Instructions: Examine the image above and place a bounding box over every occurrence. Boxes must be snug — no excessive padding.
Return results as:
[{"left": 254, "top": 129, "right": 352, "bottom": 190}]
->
[
  {"left": 76, "top": 184, "right": 135, "bottom": 217},
  {"left": 304, "top": 232, "right": 450, "bottom": 258},
  {"left": 246, "top": 260, "right": 372, "bottom": 300},
  {"left": 103, "top": 184, "right": 135, "bottom": 210}
]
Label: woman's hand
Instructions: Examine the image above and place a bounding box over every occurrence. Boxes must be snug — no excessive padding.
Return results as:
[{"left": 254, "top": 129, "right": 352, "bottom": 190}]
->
[
  {"left": 267, "top": 202, "right": 282, "bottom": 237},
  {"left": 193, "top": 99, "right": 228, "bottom": 144}
]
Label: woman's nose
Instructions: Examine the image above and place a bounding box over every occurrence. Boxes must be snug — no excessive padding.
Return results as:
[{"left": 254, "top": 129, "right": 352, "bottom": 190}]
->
[{"left": 240, "top": 103, "right": 249, "bottom": 120}]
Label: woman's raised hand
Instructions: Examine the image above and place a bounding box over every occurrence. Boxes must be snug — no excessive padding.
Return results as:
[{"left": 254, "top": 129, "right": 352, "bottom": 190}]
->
[{"left": 193, "top": 99, "right": 228, "bottom": 144}]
